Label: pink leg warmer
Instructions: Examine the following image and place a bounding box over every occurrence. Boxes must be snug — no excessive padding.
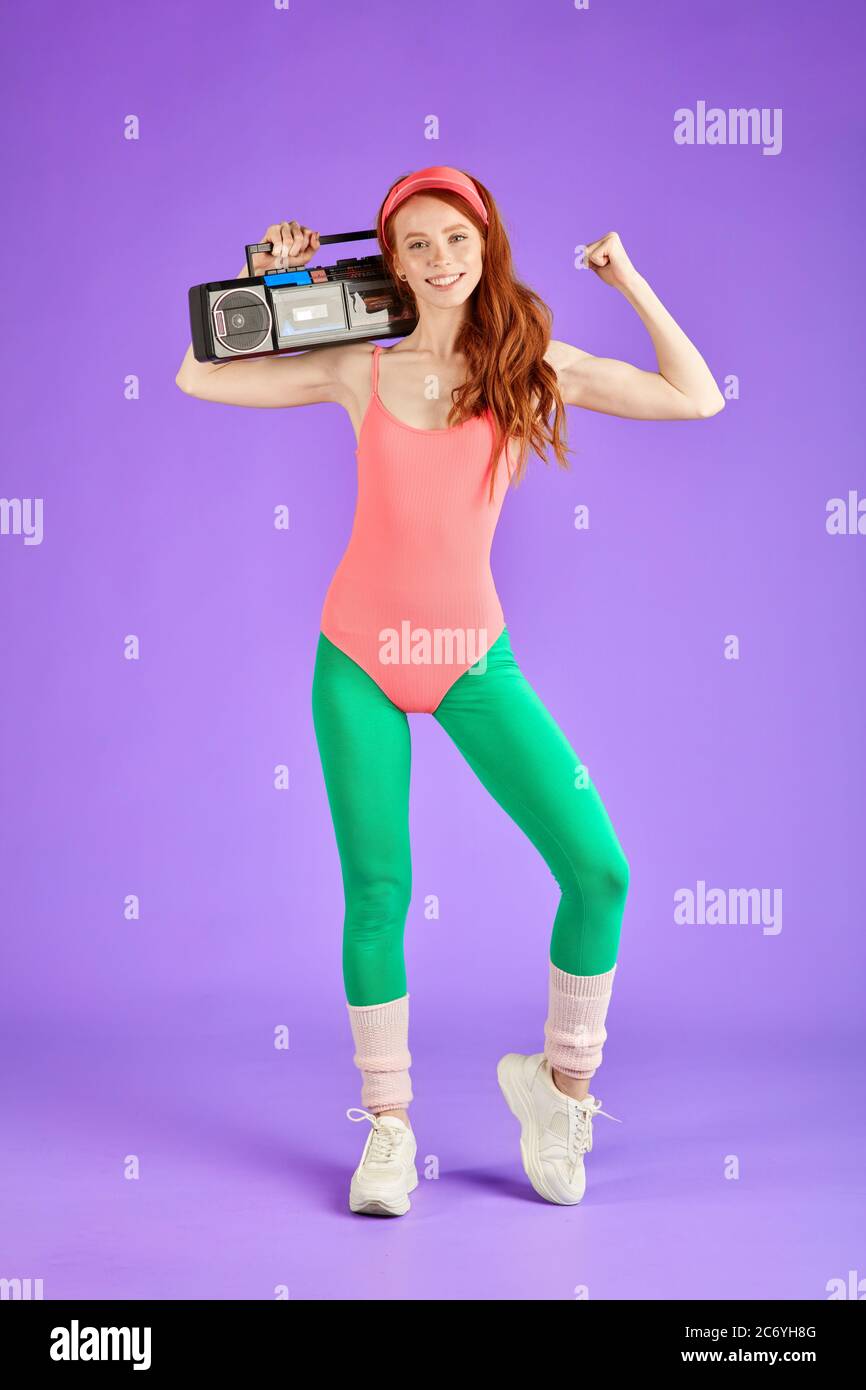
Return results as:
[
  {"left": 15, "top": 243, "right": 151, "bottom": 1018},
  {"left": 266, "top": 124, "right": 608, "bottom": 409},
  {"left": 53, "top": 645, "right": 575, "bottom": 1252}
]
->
[
  {"left": 543, "top": 962, "right": 617, "bottom": 1079},
  {"left": 346, "top": 992, "right": 413, "bottom": 1112}
]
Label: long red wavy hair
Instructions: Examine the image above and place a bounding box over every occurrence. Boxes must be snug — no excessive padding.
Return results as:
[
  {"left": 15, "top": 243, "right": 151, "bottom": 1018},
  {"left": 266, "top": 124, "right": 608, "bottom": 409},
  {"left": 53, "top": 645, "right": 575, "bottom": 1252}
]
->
[{"left": 376, "top": 170, "right": 572, "bottom": 500}]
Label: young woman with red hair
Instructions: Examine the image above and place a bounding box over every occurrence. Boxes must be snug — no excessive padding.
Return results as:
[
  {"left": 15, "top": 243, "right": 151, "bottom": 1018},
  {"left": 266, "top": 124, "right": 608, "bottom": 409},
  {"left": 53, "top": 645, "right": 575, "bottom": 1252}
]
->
[{"left": 176, "top": 166, "right": 724, "bottom": 1216}]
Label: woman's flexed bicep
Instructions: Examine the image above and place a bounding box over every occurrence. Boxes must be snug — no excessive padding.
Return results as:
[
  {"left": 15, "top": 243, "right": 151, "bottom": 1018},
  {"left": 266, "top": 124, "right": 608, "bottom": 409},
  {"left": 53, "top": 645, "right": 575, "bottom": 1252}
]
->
[
  {"left": 544, "top": 340, "right": 720, "bottom": 421},
  {"left": 545, "top": 243, "right": 725, "bottom": 421}
]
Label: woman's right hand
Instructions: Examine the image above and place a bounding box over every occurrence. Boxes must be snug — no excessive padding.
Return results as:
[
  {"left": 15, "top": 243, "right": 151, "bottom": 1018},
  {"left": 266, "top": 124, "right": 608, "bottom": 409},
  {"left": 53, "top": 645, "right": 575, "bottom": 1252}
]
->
[{"left": 250, "top": 220, "right": 321, "bottom": 274}]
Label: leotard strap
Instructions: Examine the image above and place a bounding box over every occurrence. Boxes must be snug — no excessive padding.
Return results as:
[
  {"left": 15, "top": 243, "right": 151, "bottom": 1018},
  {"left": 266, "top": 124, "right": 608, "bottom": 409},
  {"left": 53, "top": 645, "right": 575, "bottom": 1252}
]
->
[{"left": 370, "top": 342, "right": 381, "bottom": 399}]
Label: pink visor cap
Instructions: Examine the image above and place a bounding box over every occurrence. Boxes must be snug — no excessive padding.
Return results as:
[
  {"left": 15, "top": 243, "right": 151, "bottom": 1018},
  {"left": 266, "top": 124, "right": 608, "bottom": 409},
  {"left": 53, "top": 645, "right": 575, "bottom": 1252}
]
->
[{"left": 379, "top": 166, "right": 488, "bottom": 251}]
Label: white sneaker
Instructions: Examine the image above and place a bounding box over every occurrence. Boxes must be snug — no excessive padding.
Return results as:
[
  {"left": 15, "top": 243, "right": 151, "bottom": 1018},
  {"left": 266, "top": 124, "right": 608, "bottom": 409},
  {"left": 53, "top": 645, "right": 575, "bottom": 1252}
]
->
[
  {"left": 497, "top": 1052, "right": 621, "bottom": 1205},
  {"left": 346, "top": 1107, "right": 419, "bottom": 1216}
]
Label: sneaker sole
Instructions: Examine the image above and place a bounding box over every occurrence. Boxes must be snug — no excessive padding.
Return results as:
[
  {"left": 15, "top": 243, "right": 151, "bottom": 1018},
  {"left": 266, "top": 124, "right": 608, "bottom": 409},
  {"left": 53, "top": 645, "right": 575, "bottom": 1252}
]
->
[
  {"left": 349, "top": 1165, "right": 419, "bottom": 1217},
  {"left": 497, "top": 1053, "right": 583, "bottom": 1206}
]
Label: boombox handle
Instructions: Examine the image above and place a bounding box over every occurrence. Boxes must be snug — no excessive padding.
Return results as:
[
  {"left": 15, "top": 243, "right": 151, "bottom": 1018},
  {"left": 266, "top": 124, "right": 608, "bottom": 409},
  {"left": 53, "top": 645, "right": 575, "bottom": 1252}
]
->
[{"left": 244, "top": 229, "right": 378, "bottom": 279}]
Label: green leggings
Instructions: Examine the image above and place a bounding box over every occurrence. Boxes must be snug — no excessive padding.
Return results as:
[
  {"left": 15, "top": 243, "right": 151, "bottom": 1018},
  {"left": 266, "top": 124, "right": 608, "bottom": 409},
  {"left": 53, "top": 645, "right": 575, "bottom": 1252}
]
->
[{"left": 311, "top": 626, "right": 629, "bottom": 1007}]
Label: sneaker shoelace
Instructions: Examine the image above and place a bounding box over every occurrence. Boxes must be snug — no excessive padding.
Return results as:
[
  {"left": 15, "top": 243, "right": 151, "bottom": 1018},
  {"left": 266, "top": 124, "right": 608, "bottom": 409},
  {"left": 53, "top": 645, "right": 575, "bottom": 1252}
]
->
[
  {"left": 346, "top": 1107, "right": 403, "bottom": 1166},
  {"left": 566, "top": 1096, "right": 621, "bottom": 1175}
]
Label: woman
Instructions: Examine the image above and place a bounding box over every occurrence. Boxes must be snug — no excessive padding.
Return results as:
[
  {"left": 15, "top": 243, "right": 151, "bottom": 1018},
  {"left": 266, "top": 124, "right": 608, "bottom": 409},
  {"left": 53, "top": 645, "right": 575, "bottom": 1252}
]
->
[{"left": 176, "top": 165, "right": 724, "bottom": 1217}]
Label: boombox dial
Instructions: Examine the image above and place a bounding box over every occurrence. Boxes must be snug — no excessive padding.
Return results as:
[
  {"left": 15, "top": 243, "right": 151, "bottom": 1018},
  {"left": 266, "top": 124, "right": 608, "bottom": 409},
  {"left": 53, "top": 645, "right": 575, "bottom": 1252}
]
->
[{"left": 211, "top": 288, "right": 273, "bottom": 354}]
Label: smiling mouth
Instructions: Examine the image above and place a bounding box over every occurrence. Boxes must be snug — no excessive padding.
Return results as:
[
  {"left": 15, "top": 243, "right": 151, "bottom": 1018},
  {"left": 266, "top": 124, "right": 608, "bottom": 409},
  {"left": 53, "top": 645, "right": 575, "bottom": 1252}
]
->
[{"left": 425, "top": 273, "right": 465, "bottom": 289}]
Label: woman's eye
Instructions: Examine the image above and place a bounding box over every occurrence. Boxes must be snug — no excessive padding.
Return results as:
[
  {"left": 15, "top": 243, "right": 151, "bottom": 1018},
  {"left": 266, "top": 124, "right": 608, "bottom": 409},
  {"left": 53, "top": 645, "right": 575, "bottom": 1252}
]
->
[{"left": 408, "top": 233, "right": 467, "bottom": 250}]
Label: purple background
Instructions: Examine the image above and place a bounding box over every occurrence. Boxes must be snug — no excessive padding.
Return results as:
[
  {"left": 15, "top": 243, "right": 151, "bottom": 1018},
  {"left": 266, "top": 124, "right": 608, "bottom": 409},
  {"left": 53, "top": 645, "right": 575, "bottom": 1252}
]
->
[{"left": 1, "top": 0, "right": 864, "bottom": 1300}]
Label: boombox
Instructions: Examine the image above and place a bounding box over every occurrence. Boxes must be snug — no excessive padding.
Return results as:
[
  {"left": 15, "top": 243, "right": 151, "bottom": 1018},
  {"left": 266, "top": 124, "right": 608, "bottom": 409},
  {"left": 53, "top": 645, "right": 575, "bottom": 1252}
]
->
[{"left": 188, "top": 230, "right": 418, "bottom": 362}]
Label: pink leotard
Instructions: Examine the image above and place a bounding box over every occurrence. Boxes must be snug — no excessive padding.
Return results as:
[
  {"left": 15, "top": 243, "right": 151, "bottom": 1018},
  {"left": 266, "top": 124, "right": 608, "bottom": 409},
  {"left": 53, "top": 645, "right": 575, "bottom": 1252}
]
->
[{"left": 320, "top": 343, "right": 513, "bottom": 714}]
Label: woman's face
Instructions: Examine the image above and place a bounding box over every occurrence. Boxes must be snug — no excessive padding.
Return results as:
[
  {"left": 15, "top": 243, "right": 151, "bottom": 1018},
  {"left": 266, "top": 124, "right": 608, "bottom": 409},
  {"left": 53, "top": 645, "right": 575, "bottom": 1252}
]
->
[{"left": 390, "top": 194, "right": 484, "bottom": 311}]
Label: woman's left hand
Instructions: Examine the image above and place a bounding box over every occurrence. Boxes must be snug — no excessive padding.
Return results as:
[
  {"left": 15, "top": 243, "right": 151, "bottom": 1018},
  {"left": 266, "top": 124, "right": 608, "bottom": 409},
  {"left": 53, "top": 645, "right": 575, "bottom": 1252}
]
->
[{"left": 584, "top": 231, "right": 638, "bottom": 290}]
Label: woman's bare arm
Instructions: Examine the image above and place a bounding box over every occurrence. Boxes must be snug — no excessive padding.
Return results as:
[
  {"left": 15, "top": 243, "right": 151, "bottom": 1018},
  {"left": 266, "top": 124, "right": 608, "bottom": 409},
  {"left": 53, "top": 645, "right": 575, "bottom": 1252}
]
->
[{"left": 545, "top": 232, "right": 726, "bottom": 421}]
